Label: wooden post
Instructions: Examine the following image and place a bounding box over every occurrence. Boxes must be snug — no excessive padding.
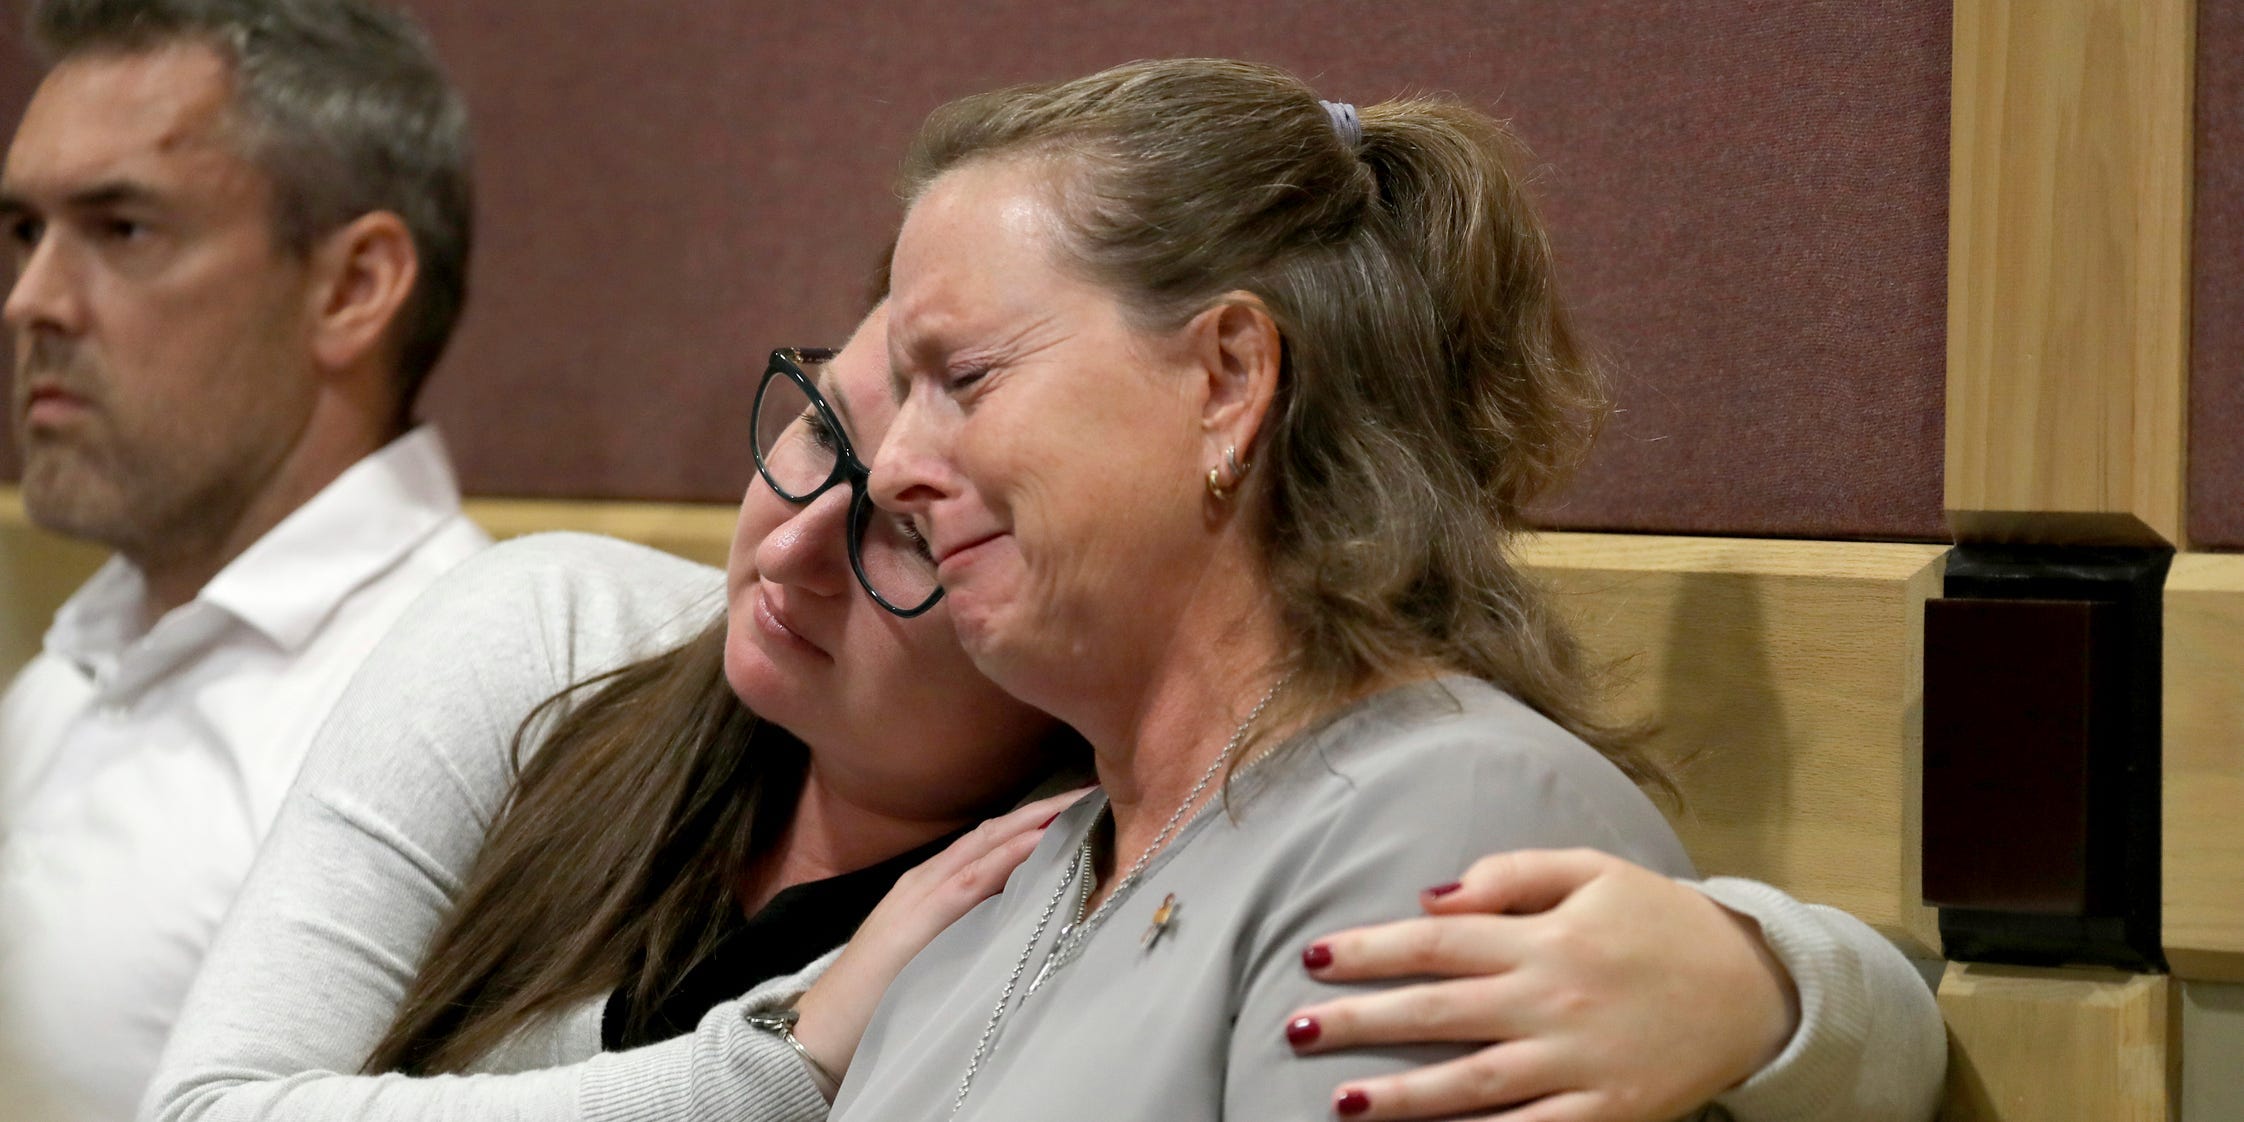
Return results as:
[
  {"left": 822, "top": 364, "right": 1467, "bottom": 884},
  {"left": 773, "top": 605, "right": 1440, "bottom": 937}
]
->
[
  {"left": 2164, "top": 554, "right": 2244, "bottom": 981},
  {"left": 1946, "top": 0, "right": 2194, "bottom": 547},
  {"left": 1941, "top": 1, "right": 2196, "bottom": 1114}
]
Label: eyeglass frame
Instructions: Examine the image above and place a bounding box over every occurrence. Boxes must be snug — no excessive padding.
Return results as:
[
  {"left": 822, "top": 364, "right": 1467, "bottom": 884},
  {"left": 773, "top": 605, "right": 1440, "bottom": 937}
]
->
[{"left": 750, "top": 347, "right": 945, "bottom": 619}]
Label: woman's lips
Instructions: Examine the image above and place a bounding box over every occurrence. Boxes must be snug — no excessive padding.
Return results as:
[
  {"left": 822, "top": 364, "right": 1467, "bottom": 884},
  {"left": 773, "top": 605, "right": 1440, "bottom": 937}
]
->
[
  {"left": 753, "top": 585, "right": 830, "bottom": 659},
  {"left": 934, "top": 532, "right": 1004, "bottom": 584}
]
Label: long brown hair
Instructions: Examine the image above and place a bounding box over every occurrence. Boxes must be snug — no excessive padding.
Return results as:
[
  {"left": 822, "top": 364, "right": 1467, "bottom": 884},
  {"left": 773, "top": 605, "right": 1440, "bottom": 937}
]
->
[
  {"left": 364, "top": 620, "right": 802, "bottom": 1074},
  {"left": 900, "top": 59, "right": 1669, "bottom": 796}
]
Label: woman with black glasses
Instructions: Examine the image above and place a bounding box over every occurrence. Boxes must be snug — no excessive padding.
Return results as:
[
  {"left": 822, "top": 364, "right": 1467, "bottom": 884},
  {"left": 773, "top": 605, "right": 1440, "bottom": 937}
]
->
[
  {"left": 148, "top": 308, "right": 1071, "bottom": 1118},
  {"left": 149, "top": 303, "right": 1929, "bottom": 1122}
]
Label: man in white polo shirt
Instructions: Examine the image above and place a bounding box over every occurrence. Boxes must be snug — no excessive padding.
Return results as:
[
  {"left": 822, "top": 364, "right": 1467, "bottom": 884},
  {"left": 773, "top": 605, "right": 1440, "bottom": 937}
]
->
[{"left": 0, "top": 2, "right": 490, "bottom": 1116}]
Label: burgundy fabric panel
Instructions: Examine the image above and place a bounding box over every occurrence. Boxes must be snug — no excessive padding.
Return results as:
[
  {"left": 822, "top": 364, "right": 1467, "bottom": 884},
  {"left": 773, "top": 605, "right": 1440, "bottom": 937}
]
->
[
  {"left": 1, "top": 2, "right": 1951, "bottom": 540},
  {"left": 0, "top": 2, "right": 26, "bottom": 154},
  {"left": 2194, "top": 2, "right": 2244, "bottom": 550},
  {"left": 0, "top": 9, "right": 27, "bottom": 149},
  {"left": 1500, "top": 5, "right": 1951, "bottom": 539}
]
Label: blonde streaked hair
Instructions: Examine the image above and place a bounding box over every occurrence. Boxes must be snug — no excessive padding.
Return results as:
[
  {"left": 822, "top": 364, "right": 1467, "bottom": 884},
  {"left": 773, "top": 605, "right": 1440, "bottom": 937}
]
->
[{"left": 899, "top": 58, "right": 1667, "bottom": 796}]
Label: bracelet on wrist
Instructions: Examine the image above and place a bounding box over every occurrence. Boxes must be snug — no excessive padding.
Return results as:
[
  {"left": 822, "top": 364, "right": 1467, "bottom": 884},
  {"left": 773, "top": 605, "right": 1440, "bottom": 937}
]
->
[{"left": 746, "top": 1008, "right": 842, "bottom": 1101}]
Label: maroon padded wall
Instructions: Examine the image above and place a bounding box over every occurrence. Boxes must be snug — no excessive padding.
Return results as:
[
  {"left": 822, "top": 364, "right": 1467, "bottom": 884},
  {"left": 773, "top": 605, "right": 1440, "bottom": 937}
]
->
[
  {"left": 0, "top": 10, "right": 24, "bottom": 117},
  {"left": 2, "top": 1, "right": 1953, "bottom": 540},
  {"left": 2193, "top": 3, "right": 2244, "bottom": 550},
  {"left": 0, "top": 5, "right": 30, "bottom": 249}
]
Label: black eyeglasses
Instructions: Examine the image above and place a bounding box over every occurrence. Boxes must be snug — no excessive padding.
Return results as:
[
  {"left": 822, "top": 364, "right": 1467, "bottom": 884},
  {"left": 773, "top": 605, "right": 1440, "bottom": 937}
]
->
[{"left": 751, "top": 348, "right": 944, "bottom": 618}]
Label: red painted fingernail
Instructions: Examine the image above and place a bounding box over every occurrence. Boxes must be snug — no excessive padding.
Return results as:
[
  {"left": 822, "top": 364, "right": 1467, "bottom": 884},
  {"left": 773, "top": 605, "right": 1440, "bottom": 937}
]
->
[
  {"left": 1301, "top": 942, "right": 1334, "bottom": 970},
  {"left": 1039, "top": 813, "right": 1061, "bottom": 828},
  {"left": 1426, "top": 881, "right": 1463, "bottom": 898},
  {"left": 1285, "top": 1015, "right": 1321, "bottom": 1048},
  {"left": 1335, "top": 1088, "right": 1371, "bottom": 1116}
]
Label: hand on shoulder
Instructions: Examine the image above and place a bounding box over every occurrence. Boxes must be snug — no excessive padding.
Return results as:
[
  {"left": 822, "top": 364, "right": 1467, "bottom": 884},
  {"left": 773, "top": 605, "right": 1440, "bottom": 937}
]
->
[
  {"left": 1283, "top": 848, "right": 1798, "bottom": 1121},
  {"left": 791, "top": 789, "right": 1092, "bottom": 1093}
]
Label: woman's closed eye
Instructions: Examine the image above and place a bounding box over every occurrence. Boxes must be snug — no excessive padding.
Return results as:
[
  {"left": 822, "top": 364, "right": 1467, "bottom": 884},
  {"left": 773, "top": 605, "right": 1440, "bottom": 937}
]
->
[
  {"left": 806, "top": 409, "right": 846, "bottom": 455},
  {"left": 944, "top": 365, "right": 991, "bottom": 395},
  {"left": 896, "top": 515, "right": 936, "bottom": 564}
]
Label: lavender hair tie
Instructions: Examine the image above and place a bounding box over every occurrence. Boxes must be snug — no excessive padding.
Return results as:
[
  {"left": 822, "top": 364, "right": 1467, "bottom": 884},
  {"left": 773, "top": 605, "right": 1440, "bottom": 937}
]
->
[{"left": 1320, "top": 99, "right": 1362, "bottom": 150}]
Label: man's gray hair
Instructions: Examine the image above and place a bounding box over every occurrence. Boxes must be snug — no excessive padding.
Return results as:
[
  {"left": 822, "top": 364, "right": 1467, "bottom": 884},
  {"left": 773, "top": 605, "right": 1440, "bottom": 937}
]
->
[{"left": 30, "top": 0, "right": 474, "bottom": 416}]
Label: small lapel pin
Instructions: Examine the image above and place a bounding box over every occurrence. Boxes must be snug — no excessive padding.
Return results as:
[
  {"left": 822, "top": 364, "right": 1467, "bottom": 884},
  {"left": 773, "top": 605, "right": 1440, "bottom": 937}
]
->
[{"left": 1141, "top": 892, "right": 1178, "bottom": 949}]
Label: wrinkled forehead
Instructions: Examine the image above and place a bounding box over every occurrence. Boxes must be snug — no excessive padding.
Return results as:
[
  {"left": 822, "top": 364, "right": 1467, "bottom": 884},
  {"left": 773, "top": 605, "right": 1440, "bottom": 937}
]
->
[{"left": 886, "top": 161, "right": 1082, "bottom": 383}]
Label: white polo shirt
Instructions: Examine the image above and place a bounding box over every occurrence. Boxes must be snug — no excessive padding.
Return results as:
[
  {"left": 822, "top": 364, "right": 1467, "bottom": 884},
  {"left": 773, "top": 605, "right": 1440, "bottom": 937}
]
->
[{"left": 0, "top": 426, "right": 491, "bottom": 1121}]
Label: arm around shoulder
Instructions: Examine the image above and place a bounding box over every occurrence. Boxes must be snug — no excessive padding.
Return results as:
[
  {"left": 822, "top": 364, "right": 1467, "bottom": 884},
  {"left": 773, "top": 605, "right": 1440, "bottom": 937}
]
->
[
  {"left": 1221, "top": 711, "right": 1696, "bottom": 1119},
  {"left": 1697, "top": 877, "right": 1946, "bottom": 1122}
]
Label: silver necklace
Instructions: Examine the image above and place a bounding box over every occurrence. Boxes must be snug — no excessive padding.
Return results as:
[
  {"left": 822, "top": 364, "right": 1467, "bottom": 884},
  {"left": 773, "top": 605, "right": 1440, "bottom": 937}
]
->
[{"left": 947, "top": 674, "right": 1291, "bottom": 1116}]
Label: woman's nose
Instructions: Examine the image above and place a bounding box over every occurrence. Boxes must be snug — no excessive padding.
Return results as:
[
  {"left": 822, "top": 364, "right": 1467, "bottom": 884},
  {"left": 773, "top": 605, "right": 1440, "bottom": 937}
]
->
[
  {"left": 867, "top": 391, "right": 948, "bottom": 518},
  {"left": 752, "top": 485, "right": 856, "bottom": 598}
]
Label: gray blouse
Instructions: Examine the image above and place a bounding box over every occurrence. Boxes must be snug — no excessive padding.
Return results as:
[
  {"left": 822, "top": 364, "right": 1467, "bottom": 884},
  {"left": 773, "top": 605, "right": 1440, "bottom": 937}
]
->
[{"left": 833, "top": 676, "right": 1698, "bottom": 1122}]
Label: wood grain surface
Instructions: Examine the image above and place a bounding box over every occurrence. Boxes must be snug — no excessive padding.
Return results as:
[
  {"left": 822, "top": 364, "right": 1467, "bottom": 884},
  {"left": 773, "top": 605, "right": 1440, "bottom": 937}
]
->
[
  {"left": 2164, "top": 551, "right": 2244, "bottom": 981},
  {"left": 1516, "top": 532, "right": 1947, "bottom": 953},
  {"left": 1946, "top": 0, "right": 2194, "bottom": 546},
  {"left": 1938, "top": 962, "right": 2177, "bottom": 1121}
]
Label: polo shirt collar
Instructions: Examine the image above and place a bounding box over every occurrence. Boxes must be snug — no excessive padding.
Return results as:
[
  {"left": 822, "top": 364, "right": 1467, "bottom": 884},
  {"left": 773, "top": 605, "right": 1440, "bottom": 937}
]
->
[{"left": 197, "top": 425, "right": 467, "bottom": 653}]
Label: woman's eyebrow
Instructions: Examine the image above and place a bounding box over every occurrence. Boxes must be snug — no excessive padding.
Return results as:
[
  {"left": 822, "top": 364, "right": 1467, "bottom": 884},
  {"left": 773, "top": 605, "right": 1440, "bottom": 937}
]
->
[
  {"left": 883, "top": 304, "right": 961, "bottom": 401},
  {"left": 820, "top": 372, "right": 863, "bottom": 442}
]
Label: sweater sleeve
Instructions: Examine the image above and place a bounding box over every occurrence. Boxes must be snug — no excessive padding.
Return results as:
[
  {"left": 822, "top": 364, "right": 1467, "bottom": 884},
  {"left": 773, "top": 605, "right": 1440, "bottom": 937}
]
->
[
  {"left": 578, "top": 949, "right": 839, "bottom": 1122},
  {"left": 141, "top": 535, "right": 831, "bottom": 1122},
  {"left": 1697, "top": 877, "right": 1946, "bottom": 1122}
]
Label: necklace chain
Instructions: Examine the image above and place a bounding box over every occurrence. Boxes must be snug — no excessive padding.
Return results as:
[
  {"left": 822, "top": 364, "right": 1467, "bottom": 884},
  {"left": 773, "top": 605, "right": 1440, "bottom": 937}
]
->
[{"left": 947, "top": 674, "right": 1291, "bottom": 1116}]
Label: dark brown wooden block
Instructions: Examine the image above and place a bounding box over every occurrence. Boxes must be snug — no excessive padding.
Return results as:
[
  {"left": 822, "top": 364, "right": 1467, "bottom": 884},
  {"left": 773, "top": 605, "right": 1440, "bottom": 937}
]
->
[{"left": 1923, "top": 597, "right": 2121, "bottom": 915}]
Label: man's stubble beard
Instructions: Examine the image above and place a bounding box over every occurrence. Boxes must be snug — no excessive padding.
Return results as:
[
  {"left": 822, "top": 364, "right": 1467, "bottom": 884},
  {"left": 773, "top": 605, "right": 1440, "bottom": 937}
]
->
[{"left": 13, "top": 336, "right": 257, "bottom": 574}]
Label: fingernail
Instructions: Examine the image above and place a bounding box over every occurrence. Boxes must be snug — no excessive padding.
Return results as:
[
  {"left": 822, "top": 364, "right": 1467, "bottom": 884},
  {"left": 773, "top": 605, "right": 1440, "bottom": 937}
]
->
[
  {"left": 1285, "top": 1015, "right": 1321, "bottom": 1049},
  {"left": 1301, "top": 942, "right": 1334, "bottom": 970},
  {"left": 1039, "top": 813, "right": 1061, "bottom": 829},
  {"left": 1425, "top": 881, "right": 1463, "bottom": 898},
  {"left": 1335, "top": 1087, "right": 1371, "bottom": 1116}
]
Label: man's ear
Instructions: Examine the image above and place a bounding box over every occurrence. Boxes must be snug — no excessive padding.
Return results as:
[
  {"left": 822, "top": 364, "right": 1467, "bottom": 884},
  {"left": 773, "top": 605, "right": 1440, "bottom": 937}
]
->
[
  {"left": 307, "top": 210, "right": 418, "bottom": 377},
  {"left": 1186, "top": 295, "right": 1283, "bottom": 465}
]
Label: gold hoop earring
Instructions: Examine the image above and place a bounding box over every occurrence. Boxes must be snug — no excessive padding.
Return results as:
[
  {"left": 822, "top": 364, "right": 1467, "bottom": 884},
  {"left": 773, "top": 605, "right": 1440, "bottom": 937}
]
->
[
  {"left": 1206, "top": 445, "right": 1251, "bottom": 503},
  {"left": 1206, "top": 465, "right": 1233, "bottom": 502}
]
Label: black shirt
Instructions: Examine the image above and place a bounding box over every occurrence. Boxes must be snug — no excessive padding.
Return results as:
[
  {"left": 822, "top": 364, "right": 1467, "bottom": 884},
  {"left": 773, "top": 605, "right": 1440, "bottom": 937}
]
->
[{"left": 601, "top": 829, "right": 966, "bottom": 1050}]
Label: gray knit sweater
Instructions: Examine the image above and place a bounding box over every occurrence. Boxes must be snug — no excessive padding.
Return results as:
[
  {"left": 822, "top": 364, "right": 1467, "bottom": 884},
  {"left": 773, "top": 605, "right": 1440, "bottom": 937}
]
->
[{"left": 143, "top": 534, "right": 1940, "bottom": 1122}]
